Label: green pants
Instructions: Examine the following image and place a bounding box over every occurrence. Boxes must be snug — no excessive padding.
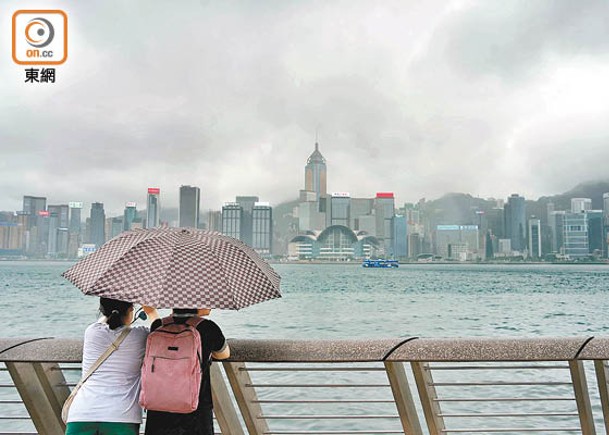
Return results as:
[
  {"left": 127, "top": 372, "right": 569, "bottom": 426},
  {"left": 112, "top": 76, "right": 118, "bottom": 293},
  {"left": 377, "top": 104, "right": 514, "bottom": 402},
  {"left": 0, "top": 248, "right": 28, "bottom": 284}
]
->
[{"left": 65, "top": 422, "right": 139, "bottom": 435}]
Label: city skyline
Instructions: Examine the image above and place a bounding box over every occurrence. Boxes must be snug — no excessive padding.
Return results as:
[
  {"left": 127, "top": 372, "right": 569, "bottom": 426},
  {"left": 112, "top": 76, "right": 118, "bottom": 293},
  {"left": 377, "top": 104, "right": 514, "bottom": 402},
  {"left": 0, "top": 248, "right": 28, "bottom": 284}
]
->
[{"left": 2, "top": 1, "right": 609, "bottom": 215}]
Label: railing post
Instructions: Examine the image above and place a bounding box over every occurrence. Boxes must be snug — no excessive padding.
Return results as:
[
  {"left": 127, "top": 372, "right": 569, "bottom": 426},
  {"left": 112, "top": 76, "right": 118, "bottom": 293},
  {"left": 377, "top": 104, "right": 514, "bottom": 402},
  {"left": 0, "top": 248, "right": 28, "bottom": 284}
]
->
[
  {"left": 6, "top": 362, "right": 70, "bottom": 435},
  {"left": 570, "top": 360, "right": 596, "bottom": 435},
  {"left": 594, "top": 360, "right": 609, "bottom": 434},
  {"left": 223, "top": 361, "right": 270, "bottom": 435},
  {"left": 384, "top": 361, "right": 423, "bottom": 435},
  {"left": 411, "top": 361, "right": 445, "bottom": 435},
  {"left": 211, "top": 362, "right": 245, "bottom": 435}
]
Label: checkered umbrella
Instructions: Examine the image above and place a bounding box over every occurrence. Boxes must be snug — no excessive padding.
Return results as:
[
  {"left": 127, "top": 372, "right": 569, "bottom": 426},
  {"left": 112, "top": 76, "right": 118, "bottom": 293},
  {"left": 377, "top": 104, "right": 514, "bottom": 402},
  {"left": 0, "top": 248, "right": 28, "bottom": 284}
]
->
[{"left": 62, "top": 228, "right": 281, "bottom": 310}]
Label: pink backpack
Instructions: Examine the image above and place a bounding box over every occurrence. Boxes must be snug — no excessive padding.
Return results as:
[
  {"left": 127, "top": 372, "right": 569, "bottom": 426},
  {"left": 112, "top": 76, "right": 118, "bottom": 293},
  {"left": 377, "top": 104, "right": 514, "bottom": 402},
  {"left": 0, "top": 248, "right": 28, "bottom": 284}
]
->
[{"left": 139, "top": 316, "right": 204, "bottom": 413}]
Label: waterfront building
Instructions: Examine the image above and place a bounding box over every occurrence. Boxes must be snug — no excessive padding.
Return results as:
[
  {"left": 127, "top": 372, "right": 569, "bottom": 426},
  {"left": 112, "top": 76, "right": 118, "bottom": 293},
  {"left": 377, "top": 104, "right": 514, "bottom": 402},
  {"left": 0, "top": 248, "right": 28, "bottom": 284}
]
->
[
  {"left": 486, "top": 207, "right": 505, "bottom": 239},
  {"left": 33, "top": 211, "right": 50, "bottom": 257},
  {"left": 109, "top": 217, "right": 124, "bottom": 239},
  {"left": 146, "top": 188, "right": 161, "bottom": 229},
  {"left": 89, "top": 202, "right": 106, "bottom": 249},
  {"left": 235, "top": 196, "right": 259, "bottom": 246},
  {"left": 179, "top": 185, "right": 200, "bottom": 228},
  {"left": 0, "top": 221, "right": 25, "bottom": 255},
  {"left": 587, "top": 210, "right": 604, "bottom": 257},
  {"left": 571, "top": 198, "right": 592, "bottom": 214},
  {"left": 252, "top": 202, "right": 273, "bottom": 256},
  {"left": 123, "top": 202, "right": 137, "bottom": 231},
  {"left": 496, "top": 239, "right": 512, "bottom": 257},
  {"left": 375, "top": 192, "right": 396, "bottom": 254},
  {"left": 304, "top": 142, "right": 327, "bottom": 203},
  {"left": 329, "top": 193, "right": 350, "bottom": 227},
  {"left": 289, "top": 225, "right": 379, "bottom": 260},
  {"left": 603, "top": 193, "right": 609, "bottom": 258},
  {"left": 563, "top": 212, "right": 589, "bottom": 259},
  {"left": 297, "top": 200, "right": 326, "bottom": 232},
  {"left": 56, "top": 228, "right": 69, "bottom": 257},
  {"left": 549, "top": 210, "right": 566, "bottom": 253},
  {"left": 435, "top": 225, "right": 479, "bottom": 260},
  {"left": 407, "top": 233, "right": 422, "bottom": 258},
  {"left": 528, "top": 218, "right": 542, "bottom": 259},
  {"left": 47, "top": 205, "right": 69, "bottom": 229},
  {"left": 208, "top": 210, "right": 222, "bottom": 232},
  {"left": 390, "top": 215, "right": 408, "bottom": 259},
  {"left": 221, "top": 203, "right": 242, "bottom": 240},
  {"left": 22, "top": 195, "right": 46, "bottom": 229},
  {"left": 350, "top": 198, "right": 374, "bottom": 231},
  {"left": 68, "top": 202, "right": 82, "bottom": 234},
  {"left": 504, "top": 194, "right": 526, "bottom": 253}
]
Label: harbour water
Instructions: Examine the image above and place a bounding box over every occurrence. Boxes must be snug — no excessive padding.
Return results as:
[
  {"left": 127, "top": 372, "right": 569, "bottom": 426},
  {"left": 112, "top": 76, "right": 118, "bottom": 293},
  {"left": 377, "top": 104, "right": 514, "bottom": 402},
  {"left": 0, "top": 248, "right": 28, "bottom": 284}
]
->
[
  {"left": 2, "top": 261, "right": 609, "bottom": 339},
  {"left": 2, "top": 261, "right": 609, "bottom": 433}
]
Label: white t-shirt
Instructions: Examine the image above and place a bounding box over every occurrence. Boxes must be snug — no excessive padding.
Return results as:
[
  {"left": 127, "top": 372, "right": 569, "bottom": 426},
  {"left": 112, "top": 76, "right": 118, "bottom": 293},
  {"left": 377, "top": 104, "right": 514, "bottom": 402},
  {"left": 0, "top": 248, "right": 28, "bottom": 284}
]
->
[{"left": 67, "top": 321, "right": 149, "bottom": 424}]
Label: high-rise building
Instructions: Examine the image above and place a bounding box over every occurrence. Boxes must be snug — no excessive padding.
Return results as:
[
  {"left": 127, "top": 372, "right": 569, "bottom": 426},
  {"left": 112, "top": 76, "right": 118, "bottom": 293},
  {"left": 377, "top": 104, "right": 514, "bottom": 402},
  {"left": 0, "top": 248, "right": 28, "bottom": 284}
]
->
[
  {"left": 563, "top": 212, "right": 589, "bottom": 259},
  {"left": 123, "top": 202, "right": 137, "bottom": 231},
  {"left": 504, "top": 194, "right": 526, "bottom": 252},
  {"left": 329, "top": 193, "right": 351, "bottom": 227},
  {"left": 69, "top": 202, "right": 83, "bottom": 234},
  {"left": 221, "top": 203, "right": 242, "bottom": 240},
  {"left": 391, "top": 215, "right": 408, "bottom": 259},
  {"left": 604, "top": 193, "right": 609, "bottom": 258},
  {"left": 22, "top": 195, "right": 46, "bottom": 230},
  {"left": 587, "top": 210, "right": 604, "bottom": 257},
  {"left": 236, "top": 196, "right": 259, "bottom": 246},
  {"left": 252, "top": 202, "right": 273, "bottom": 256},
  {"left": 304, "top": 142, "right": 327, "bottom": 203},
  {"left": 571, "top": 198, "right": 592, "bottom": 214},
  {"left": 208, "top": 210, "right": 222, "bottom": 232},
  {"left": 146, "top": 188, "right": 161, "bottom": 228},
  {"left": 90, "top": 202, "right": 106, "bottom": 248},
  {"left": 434, "top": 225, "right": 479, "bottom": 260},
  {"left": 528, "top": 218, "right": 541, "bottom": 259},
  {"left": 375, "top": 192, "right": 396, "bottom": 254},
  {"left": 179, "top": 185, "right": 200, "bottom": 228},
  {"left": 549, "top": 210, "right": 565, "bottom": 253}
]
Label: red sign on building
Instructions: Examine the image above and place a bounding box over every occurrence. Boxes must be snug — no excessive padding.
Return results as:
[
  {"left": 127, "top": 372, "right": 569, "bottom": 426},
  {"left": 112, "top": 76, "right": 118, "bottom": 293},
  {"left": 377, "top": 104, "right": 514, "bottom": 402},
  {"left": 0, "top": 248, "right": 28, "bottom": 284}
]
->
[
  {"left": 376, "top": 192, "right": 394, "bottom": 199},
  {"left": 148, "top": 188, "right": 160, "bottom": 194}
]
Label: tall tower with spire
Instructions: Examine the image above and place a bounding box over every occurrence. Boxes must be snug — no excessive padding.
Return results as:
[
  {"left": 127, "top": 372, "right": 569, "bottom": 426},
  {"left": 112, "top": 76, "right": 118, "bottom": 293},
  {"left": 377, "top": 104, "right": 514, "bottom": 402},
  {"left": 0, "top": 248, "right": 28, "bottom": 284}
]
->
[{"left": 304, "top": 142, "right": 327, "bottom": 202}]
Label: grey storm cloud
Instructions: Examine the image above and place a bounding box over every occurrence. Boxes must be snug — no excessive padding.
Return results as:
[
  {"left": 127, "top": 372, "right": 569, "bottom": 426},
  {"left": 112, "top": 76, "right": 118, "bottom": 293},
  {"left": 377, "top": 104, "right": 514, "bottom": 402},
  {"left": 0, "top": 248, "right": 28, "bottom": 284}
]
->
[{"left": 1, "top": 0, "right": 609, "bottom": 216}]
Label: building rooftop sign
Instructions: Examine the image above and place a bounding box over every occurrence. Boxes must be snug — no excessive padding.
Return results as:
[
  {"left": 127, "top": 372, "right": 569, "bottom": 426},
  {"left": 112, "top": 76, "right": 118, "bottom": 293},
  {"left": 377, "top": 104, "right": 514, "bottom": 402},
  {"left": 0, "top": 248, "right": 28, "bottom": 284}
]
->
[
  {"left": 331, "top": 192, "right": 350, "bottom": 198},
  {"left": 148, "top": 188, "right": 160, "bottom": 194},
  {"left": 376, "top": 192, "right": 394, "bottom": 199}
]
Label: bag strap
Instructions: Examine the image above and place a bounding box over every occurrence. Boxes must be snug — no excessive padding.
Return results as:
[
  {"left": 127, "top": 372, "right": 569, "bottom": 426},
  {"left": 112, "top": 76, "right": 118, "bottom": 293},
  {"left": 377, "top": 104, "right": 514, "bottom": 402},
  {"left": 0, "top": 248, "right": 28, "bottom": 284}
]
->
[{"left": 62, "top": 326, "right": 131, "bottom": 423}]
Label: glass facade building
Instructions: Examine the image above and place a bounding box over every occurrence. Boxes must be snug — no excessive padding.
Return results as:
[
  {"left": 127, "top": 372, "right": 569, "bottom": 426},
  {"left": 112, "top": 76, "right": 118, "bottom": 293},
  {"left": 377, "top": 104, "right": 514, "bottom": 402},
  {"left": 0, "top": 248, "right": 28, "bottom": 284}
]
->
[
  {"left": 563, "top": 212, "right": 589, "bottom": 259},
  {"left": 221, "top": 203, "right": 242, "bottom": 240},
  {"left": 252, "top": 203, "right": 273, "bottom": 256},
  {"left": 90, "top": 202, "right": 106, "bottom": 249},
  {"left": 330, "top": 194, "right": 350, "bottom": 227},
  {"left": 179, "top": 185, "right": 200, "bottom": 228},
  {"left": 504, "top": 194, "right": 526, "bottom": 252},
  {"left": 146, "top": 188, "right": 161, "bottom": 229},
  {"left": 528, "top": 218, "right": 541, "bottom": 259}
]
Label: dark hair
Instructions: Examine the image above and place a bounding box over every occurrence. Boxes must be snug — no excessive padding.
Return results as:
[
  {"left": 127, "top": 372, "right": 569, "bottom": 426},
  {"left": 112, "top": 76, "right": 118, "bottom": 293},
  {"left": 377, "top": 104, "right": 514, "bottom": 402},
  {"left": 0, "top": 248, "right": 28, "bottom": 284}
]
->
[
  {"left": 173, "top": 308, "right": 198, "bottom": 316},
  {"left": 100, "top": 298, "right": 133, "bottom": 330}
]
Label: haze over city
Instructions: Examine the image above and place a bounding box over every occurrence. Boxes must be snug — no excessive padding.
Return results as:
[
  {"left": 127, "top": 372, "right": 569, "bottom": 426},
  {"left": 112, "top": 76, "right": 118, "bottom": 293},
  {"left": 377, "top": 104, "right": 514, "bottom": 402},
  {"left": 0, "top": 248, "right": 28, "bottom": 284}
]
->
[{"left": 2, "top": 0, "right": 609, "bottom": 216}]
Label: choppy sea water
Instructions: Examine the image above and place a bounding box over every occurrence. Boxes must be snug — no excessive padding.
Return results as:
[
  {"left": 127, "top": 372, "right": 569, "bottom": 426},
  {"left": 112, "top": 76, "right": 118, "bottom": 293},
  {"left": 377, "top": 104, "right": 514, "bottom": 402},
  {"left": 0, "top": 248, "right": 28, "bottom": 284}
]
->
[{"left": 2, "top": 261, "right": 609, "bottom": 433}]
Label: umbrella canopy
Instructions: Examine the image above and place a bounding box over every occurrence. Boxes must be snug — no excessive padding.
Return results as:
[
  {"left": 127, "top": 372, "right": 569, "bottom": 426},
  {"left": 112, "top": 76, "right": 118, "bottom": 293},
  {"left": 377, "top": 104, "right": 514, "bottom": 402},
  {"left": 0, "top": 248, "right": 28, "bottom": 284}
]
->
[{"left": 62, "top": 228, "right": 281, "bottom": 309}]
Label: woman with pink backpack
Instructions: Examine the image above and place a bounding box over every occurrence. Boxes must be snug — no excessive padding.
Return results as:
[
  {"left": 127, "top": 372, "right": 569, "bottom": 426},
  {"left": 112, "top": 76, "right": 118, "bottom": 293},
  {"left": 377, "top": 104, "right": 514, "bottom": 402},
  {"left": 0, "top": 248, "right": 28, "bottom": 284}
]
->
[{"left": 142, "top": 308, "right": 230, "bottom": 435}]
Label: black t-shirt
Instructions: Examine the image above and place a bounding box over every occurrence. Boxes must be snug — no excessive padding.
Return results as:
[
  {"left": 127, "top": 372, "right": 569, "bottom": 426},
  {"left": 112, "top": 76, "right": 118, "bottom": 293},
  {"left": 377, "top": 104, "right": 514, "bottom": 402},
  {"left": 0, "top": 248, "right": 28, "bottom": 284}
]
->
[{"left": 144, "top": 316, "right": 226, "bottom": 435}]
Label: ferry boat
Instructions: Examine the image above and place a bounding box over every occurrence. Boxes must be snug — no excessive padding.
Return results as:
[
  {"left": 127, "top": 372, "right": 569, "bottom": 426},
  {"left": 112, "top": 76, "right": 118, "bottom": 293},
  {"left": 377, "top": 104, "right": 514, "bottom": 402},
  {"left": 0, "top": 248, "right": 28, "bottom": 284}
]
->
[{"left": 362, "top": 259, "right": 399, "bottom": 268}]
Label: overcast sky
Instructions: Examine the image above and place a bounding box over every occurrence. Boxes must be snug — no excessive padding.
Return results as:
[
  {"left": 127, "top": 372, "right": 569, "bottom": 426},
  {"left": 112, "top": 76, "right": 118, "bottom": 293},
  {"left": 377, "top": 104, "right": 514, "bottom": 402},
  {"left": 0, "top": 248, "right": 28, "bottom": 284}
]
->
[{"left": 2, "top": 0, "right": 609, "bottom": 216}]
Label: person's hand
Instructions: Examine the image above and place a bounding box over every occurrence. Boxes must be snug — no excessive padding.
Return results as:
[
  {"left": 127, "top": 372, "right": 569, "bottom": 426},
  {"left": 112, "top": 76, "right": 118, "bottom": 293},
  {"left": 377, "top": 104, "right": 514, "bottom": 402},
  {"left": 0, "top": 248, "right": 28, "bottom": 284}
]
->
[{"left": 142, "top": 305, "right": 160, "bottom": 321}]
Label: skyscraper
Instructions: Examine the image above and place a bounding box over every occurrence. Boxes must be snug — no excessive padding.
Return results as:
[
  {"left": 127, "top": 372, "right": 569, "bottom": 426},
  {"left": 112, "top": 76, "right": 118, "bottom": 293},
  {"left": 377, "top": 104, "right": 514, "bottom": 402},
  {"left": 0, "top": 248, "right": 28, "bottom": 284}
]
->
[
  {"left": 221, "top": 203, "right": 242, "bottom": 239},
  {"left": 604, "top": 193, "right": 609, "bottom": 258},
  {"left": 69, "top": 202, "right": 83, "bottom": 234},
  {"left": 123, "top": 202, "right": 137, "bottom": 231},
  {"left": 329, "top": 193, "right": 351, "bottom": 227},
  {"left": 179, "top": 185, "right": 201, "bottom": 228},
  {"left": 528, "top": 218, "right": 541, "bottom": 259},
  {"left": 90, "top": 202, "right": 106, "bottom": 248},
  {"left": 146, "top": 188, "right": 161, "bottom": 228},
  {"left": 252, "top": 202, "right": 273, "bottom": 256},
  {"left": 504, "top": 194, "right": 526, "bottom": 252},
  {"left": 236, "top": 196, "right": 259, "bottom": 246},
  {"left": 22, "top": 195, "right": 46, "bottom": 229},
  {"left": 304, "top": 142, "right": 327, "bottom": 203},
  {"left": 375, "top": 192, "right": 396, "bottom": 254}
]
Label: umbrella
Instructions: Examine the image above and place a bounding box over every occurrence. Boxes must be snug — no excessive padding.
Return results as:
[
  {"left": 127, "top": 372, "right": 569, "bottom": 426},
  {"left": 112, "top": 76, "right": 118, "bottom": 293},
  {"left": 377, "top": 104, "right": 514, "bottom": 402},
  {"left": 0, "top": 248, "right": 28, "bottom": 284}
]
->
[{"left": 62, "top": 227, "right": 281, "bottom": 309}]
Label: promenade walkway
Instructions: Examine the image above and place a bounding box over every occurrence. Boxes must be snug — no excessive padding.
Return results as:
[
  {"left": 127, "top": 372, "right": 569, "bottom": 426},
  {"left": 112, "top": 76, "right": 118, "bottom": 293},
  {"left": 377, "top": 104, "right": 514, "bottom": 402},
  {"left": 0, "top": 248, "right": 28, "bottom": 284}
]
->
[{"left": 1, "top": 336, "right": 608, "bottom": 434}]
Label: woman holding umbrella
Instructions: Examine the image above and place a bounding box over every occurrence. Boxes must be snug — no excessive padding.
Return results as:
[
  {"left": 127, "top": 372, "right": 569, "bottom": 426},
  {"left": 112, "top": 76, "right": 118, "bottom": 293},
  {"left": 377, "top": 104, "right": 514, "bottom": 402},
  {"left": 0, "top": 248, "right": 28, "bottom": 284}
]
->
[{"left": 64, "top": 298, "right": 159, "bottom": 435}]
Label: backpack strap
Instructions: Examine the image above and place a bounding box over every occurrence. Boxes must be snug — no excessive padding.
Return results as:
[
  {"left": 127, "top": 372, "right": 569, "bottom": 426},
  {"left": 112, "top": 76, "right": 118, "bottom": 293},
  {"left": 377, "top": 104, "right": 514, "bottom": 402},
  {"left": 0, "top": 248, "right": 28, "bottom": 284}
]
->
[
  {"left": 185, "top": 316, "right": 205, "bottom": 328},
  {"left": 161, "top": 316, "right": 175, "bottom": 326}
]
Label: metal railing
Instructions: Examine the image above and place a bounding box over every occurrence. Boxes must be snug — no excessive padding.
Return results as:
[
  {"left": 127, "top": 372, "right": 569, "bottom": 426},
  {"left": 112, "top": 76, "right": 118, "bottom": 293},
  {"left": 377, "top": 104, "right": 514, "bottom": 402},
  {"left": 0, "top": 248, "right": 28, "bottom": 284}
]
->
[{"left": 2, "top": 336, "right": 609, "bottom": 434}]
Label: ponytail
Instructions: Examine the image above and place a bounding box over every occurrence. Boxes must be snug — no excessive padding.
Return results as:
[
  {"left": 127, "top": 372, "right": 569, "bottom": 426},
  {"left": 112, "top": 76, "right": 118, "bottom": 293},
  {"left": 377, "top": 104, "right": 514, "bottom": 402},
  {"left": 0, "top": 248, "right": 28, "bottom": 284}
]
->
[{"left": 100, "top": 298, "right": 133, "bottom": 330}]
